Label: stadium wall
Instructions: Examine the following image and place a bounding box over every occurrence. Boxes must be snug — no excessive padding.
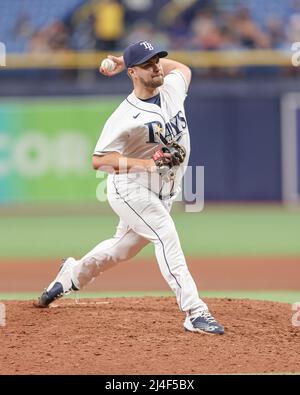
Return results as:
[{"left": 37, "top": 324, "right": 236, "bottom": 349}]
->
[{"left": 1, "top": 77, "right": 300, "bottom": 203}]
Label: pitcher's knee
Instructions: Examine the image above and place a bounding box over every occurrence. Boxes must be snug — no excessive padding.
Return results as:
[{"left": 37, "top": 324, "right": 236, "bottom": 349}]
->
[
  {"left": 82, "top": 249, "right": 132, "bottom": 267},
  {"left": 112, "top": 250, "right": 130, "bottom": 262},
  {"left": 162, "top": 220, "right": 177, "bottom": 235},
  {"left": 155, "top": 226, "right": 179, "bottom": 245}
]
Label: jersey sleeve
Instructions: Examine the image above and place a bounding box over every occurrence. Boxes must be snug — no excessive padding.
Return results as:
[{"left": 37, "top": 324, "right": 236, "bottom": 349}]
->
[
  {"left": 93, "top": 117, "right": 127, "bottom": 156},
  {"left": 163, "top": 70, "right": 189, "bottom": 103}
]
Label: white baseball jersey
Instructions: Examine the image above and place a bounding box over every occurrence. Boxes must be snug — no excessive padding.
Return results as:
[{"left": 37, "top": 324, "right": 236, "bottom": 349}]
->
[
  {"left": 57, "top": 68, "right": 208, "bottom": 318},
  {"left": 94, "top": 70, "right": 191, "bottom": 199}
]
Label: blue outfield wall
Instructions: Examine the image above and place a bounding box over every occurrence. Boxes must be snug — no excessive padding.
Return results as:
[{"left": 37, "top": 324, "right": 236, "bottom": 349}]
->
[{"left": 186, "top": 95, "right": 282, "bottom": 201}]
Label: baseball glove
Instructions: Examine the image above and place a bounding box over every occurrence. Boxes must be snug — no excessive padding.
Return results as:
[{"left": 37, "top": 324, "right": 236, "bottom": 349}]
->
[{"left": 152, "top": 141, "right": 186, "bottom": 176}]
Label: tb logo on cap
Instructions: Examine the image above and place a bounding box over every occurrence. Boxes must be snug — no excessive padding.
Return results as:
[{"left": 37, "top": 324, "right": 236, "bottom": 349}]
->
[{"left": 140, "top": 41, "right": 153, "bottom": 51}]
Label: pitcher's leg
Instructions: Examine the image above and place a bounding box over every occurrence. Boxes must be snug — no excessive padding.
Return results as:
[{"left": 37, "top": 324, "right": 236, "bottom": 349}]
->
[
  {"left": 151, "top": 222, "right": 207, "bottom": 313},
  {"left": 109, "top": 178, "right": 207, "bottom": 314},
  {"left": 72, "top": 220, "right": 148, "bottom": 289},
  {"left": 34, "top": 219, "right": 148, "bottom": 308}
]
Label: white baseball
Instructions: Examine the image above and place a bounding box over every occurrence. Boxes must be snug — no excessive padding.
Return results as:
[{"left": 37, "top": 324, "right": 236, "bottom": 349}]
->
[{"left": 101, "top": 58, "right": 116, "bottom": 72}]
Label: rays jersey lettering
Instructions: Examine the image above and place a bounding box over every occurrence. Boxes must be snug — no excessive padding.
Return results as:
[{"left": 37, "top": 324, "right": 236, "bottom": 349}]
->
[
  {"left": 94, "top": 70, "right": 190, "bottom": 196},
  {"left": 145, "top": 111, "right": 187, "bottom": 144}
]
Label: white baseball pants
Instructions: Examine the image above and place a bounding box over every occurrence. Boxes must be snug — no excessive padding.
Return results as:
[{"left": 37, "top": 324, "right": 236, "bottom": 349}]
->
[{"left": 71, "top": 175, "right": 207, "bottom": 314}]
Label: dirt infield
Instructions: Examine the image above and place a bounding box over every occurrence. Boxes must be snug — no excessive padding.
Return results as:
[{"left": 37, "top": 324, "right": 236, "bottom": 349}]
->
[
  {"left": 0, "top": 257, "right": 299, "bottom": 374},
  {"left": 0, "top": 297, "right": 299, "bottom": 374},
  {"left": 1, "top": 256, "right": 300, "bottom": 292}
]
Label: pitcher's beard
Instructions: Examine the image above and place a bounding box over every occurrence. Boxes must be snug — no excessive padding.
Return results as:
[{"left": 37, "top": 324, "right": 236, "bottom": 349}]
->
[{"left": 140, "top": 76, "right": 164, "bottom": 89}]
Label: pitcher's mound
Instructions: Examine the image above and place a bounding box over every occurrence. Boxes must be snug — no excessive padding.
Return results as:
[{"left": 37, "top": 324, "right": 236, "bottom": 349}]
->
[{"left": 0, "top": 297, "right": 299, "bottom": 374}]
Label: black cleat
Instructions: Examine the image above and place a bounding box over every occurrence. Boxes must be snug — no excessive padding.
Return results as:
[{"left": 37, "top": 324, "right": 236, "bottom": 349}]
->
[
  {"left": 33, "top": 257, "right": 79, "bottom": 308},
  {"left": 33, "top": 282, "right": 64, "bottom": 308},
  {"left": 33, "top": 281, "right": 78, "bottom": 308},
  {"left": 184, "top": 310, "right": 224, "bottom": 335}
]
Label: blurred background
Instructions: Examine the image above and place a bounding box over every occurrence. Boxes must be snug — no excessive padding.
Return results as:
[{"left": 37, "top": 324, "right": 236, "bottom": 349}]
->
[{"left": 0, "top": 0, "right": 300, "bottom": 301}]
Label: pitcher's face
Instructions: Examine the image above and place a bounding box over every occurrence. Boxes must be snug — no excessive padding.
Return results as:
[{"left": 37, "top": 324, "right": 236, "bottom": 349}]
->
[{"left": 129, "top": 56, "right": 164, "bottom": 89}]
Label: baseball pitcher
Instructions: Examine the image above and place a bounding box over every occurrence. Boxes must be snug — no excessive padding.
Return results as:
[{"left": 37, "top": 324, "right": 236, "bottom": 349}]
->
[{"left": 34, "top": 41, "right": 224, "bottom": 335}]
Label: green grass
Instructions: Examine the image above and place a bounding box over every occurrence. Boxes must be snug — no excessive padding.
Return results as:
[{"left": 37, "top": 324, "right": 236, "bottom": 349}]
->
[
  {"left": 1, "top": 290, "right": 300, "bottom": 304},
  {"left": 177, "top": 207, "right": 300, "bottom": 256},
  {"left": 0, "top": 205, "right": 300, "bottom": 259}
]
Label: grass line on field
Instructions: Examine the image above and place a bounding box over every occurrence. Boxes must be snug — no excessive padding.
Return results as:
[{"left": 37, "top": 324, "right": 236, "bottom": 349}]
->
[{"left": 1, "top": 290, "right": 300, "bottom": 304}]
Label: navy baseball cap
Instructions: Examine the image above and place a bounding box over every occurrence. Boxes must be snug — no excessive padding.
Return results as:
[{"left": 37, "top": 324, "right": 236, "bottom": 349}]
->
[{"left": 123, "top": 41, "right": 168, "bottom": 68}]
